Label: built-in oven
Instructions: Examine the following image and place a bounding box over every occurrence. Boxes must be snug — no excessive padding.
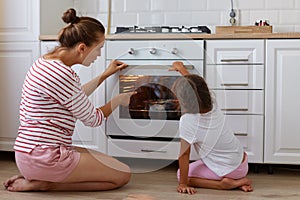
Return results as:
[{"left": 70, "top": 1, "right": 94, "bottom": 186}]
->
[{"left": 105, "top": 40, "right": 204, "bottom": 160}]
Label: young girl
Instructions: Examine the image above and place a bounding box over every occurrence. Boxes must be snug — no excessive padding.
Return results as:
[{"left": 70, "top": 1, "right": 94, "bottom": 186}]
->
[
  {"left": 170, "top": 61, "right": 253, "bottom": 195},
  {"left": 3, "top": 8, "right": 133, "bottom": 192}
]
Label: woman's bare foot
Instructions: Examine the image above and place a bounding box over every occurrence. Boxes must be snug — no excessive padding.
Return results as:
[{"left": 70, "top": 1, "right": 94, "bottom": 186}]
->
[
  {"left": 5, "top": 176, "right": 49, "bottom": 192},
  {"left": 3, "top": 175, "right": 24, "bottom": 189},
  {"left": 220, "top": 177, "right": 252, "bottom": 191}
]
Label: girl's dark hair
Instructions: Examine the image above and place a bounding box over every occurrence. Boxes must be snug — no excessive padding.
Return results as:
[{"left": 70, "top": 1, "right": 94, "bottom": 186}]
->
[
  {"left": 58, "top": 8, "right": 105, "bottom": 48},
  {"left": 173, "top": 74, "right": 212, "bottom": 114}
]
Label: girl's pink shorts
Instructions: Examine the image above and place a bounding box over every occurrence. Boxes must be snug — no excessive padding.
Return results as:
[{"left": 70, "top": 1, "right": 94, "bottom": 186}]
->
[
  {"left": 15, "top": 145, "right": 80, "bottom": 182},
  {"left": 177, "top": 152, "right": 249, "bottom": 181}
]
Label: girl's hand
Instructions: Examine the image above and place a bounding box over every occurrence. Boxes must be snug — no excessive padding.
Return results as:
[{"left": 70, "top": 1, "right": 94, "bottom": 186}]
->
[
  {"left": 169, "top": 61, "right": 190, "bottom": 76},
  {"left": 103, "top": 60, "right": 128, "bottom": 78},
  {"left": 177, "top": 184, "right": 196, "bottom": 195}
]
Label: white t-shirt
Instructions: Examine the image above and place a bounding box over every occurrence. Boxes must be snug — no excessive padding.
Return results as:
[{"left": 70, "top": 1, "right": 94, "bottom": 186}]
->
[{"left": 179, "top": 105, "right": 243, "bottom": 177}]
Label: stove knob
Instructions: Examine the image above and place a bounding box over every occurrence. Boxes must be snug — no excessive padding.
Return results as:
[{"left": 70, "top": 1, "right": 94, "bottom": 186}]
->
[
  {"left": 149, "top": 48, "right": 157, "bottom": 54},
  {"left": 171, "top": 48, "right": 178, "bottom": 55},
  {"left": 128, "top": 48, "right": 135, "bottom": 55}
]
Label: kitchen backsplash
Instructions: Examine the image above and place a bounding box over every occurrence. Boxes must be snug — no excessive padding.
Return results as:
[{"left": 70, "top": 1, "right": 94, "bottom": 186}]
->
[{"left": 73, "top": 0, "right": 300, "bottom": 33}]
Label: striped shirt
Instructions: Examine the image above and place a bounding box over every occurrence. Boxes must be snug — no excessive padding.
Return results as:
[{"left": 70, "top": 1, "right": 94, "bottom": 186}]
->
[{"left": 14, "top": 57, "right": 104, "bottom": 153}]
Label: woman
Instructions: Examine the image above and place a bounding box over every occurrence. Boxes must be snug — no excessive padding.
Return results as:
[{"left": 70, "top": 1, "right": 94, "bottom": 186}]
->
[
  {"left": 3, "top": 8, "right": 132, "bottom": 192},
  {"left": 170, "top": 61, "right": 253, "bottom": 195}
]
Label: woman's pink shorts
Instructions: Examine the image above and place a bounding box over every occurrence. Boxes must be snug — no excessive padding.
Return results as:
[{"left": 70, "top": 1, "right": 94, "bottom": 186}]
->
[
  {"left": 177, "top": 153, "right": 249, "bottom": 181},
  {"left": 15, "top": 145, "right": 80, "bottom": 182}
]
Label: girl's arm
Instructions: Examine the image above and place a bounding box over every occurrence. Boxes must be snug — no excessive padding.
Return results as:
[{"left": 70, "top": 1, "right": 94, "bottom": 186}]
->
[
  {"left": 169, "top": 61, "right": 190, "bottom": 76},
  {"left": 82, "top": 60, "right": 128, "bottom": 96},
  {"left": 177, "top": 139, "right": 196, "bottom": 195}
]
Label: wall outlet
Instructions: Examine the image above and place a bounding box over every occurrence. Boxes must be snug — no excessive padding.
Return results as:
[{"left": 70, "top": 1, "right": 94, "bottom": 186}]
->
[{"left": 229, "top": 9, "right": 240, "bottom": 26}]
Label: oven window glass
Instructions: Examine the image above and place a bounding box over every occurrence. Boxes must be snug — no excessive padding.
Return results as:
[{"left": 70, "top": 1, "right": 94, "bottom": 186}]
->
[{"left": 119, "top": 75, "right": 181, "bottom": 120}]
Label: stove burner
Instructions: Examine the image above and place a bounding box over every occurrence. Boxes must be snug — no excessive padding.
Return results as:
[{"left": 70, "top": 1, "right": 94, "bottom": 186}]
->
[{"left": 115, "top": 26, "right": 211, "bottom": 34}]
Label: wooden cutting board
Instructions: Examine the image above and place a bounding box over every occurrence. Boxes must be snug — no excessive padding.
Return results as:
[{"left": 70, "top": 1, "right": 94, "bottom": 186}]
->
[{"left": 216, "top": 26, "right": 272, "bottom": 34}]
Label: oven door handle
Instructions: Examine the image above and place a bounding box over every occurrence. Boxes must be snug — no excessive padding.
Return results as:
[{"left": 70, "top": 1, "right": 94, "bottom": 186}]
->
[{"left": 128, "top": 65, "right": 194, "bottom": 70}]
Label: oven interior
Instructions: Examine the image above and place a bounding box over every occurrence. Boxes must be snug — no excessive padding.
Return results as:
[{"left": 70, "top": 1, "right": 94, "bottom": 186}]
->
[{"left": 119, "top": 75, "right": 181, "bottom": 121}]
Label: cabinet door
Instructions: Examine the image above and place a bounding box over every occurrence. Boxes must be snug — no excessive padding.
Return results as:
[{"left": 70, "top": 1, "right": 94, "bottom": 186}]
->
[
  {"left": 206, "top": 64, "right": 264, "bottom": 89},
  {"left": 265, "top": 40, "right": 300, "bottom": 164},
  {"left": 0, "top": 42, "right": 39, "bottom": 150},
  {"left": 206, "top": 40, "right": 264, "bottom": 64},
  {"left": 226, "top": 115, "right": 264, "bottom": 163},
  {"left": 0, "top": 0, "right": 39, "bottom": 41},
  {"left": 212, "top": 90, "right": 264, "bottom": 115}
]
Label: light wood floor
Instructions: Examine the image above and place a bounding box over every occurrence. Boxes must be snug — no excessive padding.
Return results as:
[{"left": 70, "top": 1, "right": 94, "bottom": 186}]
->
[{"left": 1, "top": 151, "right": 300, "bottom": 200}]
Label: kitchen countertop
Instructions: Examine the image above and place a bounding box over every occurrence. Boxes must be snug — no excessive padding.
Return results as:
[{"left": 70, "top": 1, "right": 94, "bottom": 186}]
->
[{"left": 40, "top": 32, "right": 300, "bottom": 41}]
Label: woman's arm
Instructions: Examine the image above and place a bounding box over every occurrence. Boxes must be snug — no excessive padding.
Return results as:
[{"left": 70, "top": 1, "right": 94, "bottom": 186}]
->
[
  {"left": 177, "top": 139, "right": 196, "bottom": 195},
  {"left": 82, "top": 60, "right": 128, "bottom": 96},
  {"left": 99, "top": 92, "right": 135, "bottom": 118}
]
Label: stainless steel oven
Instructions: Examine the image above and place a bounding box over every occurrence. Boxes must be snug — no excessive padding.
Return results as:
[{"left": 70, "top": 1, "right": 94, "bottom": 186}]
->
[{"left": 105, "top": 40, "right": 204, "bottom": 159}]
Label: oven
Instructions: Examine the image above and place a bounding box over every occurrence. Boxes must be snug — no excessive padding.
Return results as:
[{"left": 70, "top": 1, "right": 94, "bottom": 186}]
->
[{"left": 105, "top": 40, "right": 204, "bottom": 159}]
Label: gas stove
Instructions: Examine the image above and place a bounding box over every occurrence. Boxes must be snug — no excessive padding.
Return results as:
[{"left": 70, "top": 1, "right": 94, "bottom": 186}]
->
[{"left": 115, "top": 25, "right": 211, "bottom": 34}]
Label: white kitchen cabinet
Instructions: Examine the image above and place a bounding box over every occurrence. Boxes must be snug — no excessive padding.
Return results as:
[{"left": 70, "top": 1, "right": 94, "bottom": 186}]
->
[
  {"left": 206, "top": 40, "right": 265, "bottom": 163},
  {"left": 0, "top": 42, "right": 39, "bottom": 150},
  {"left": 265, "top": 39, "right": 300, "bottom": 164},
  {"left": 0, "top": 0, "right": 40, "bottom": 151},
  {"left": 40, "top": 41, "right": 107, "bottom": 153}
]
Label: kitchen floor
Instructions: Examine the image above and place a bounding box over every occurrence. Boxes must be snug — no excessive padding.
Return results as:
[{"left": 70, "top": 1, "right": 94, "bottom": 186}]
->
[{"left": 1, "top": 152, "right": 300, "bottom": 200}]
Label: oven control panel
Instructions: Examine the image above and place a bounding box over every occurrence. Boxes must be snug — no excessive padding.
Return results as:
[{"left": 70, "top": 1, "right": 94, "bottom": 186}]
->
[{"left": 106, "top": 40, "right": 204, "bottom": 60}]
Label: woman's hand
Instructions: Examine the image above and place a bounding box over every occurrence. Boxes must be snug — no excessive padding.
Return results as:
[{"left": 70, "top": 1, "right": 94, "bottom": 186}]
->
[
  {"left": 103, "top": 60, "right": 128, "bottom": 78},
  {"left": 177, "top": 183, "right": 196, "bottom": 195},
  {"left": 169, "top": 61, "right": 190, "bottom": 76},
  {"left": 115, "top": 92, "right": 136, "bottom": 106}
]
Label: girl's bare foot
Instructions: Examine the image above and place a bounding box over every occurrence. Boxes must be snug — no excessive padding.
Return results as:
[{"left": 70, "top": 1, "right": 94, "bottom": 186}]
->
[
  {"left": 5, "top": 177, "right": 49, "bottom": 192},
  {"left": 239, "top": 184, "right": 253, "bottom": 192},
  {"left": 220, "top": 177, "right": 251, "bottom": 190},
  {"left": 3, "top": 175, "right": 24, "bottom": 189}
]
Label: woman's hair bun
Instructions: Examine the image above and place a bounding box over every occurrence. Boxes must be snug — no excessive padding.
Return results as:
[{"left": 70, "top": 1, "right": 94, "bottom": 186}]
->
[{"left": 62, "top": 8, "right": 79, "bottom": 24}]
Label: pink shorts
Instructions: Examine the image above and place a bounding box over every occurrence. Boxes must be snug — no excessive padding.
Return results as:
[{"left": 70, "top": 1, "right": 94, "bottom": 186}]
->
[
  {"left": 15, "top": 145, "right": 81, "bottom": 182},
  {"left": 177, "top": 153, "right": 249, "bottom": 181}
]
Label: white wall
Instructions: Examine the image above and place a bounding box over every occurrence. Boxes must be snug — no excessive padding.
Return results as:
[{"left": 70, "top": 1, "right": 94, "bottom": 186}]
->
[
  {"left": 40, "top": 0, "right": 74, "bottom": 35},
  {"left": 73, "top": 0, "right": 300, "bottom": 33}
]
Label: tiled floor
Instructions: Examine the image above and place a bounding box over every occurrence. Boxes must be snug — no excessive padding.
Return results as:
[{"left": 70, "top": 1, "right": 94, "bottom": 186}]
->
[{"left": 1, "top": 151, "right": 300, "bottom": 200}]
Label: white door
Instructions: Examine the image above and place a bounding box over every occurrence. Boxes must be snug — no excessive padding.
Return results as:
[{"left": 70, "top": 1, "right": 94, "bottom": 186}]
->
[
  {"left": 265, "top": 39, "right": 300, "bottom": 164},
  {"left": 0, "top": 42, "right": 39, "bottom": 150}
]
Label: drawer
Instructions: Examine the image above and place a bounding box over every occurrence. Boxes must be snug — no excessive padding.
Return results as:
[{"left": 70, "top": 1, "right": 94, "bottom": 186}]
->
[
  {"left": 206, "top": 64, "right": 264, "bottom": 89},
  {"left": 106, "top": 40, "right": 204, "bottom": 60},
  {"left": 225, "top": 115, "right": 264, "bottom": 163},
  {"left": 108, "top": 139, "right": 180, "bottom": 160},
  {"left": 206, "top": 40, "right": 264, "bottom": 64},
  {"left": 212, "top": 90, "right": 264, "bottom": 114}
]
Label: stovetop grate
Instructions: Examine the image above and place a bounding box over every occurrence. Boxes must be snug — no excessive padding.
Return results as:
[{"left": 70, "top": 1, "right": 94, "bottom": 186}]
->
[{"left": 115, "top": 26, "right": 211, "bottom": 34}]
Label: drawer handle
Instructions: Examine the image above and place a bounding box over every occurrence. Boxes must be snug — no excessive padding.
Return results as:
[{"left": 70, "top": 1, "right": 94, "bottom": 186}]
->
[
  {"left": 220, "top": 59, "right": 249, "bottom": 62},
  {"left": 141, "top": 149, "right": 167, "bottom": 153},
  {"left": 221, "top": 108, "right": 249, "bottom": 112},
  {"left": 234, "top": 132, "right": 248, "bottom": 136},
  {"left": 221, "top": 83, "right": 249, "bottom": 87}
]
